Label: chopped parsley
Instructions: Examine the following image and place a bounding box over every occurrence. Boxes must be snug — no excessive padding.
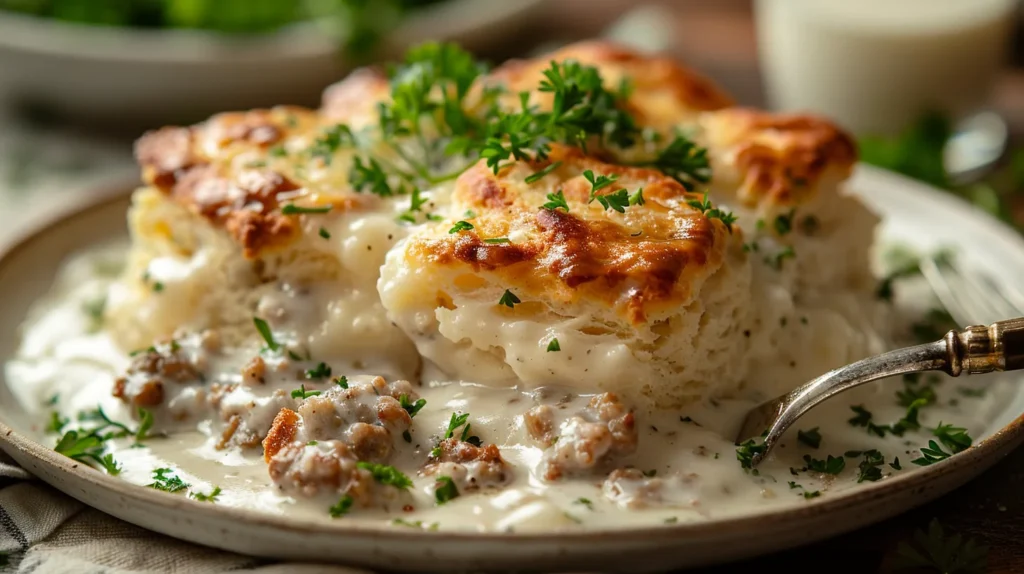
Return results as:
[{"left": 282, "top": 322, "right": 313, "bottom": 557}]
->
[
  {"left": 309, "top": 123, "right": 355, "bottom": 165},
  {"left": 735, "top": 437, "right": 767, "bottom": 470},
  {"left": 190, "top": 486, "right": 222, "bottom": 502},
  {"left": 797, "top": 427, "right": 821, "bottom": 449},
  {"left": 135, "top": 407, "right": 154, "bottom": 443},
  {"left": 542, "top": 189, "right": 570, "bottom": 212},
  {"left": 290, "top": 385, "right": 321, "bottom": 399},
  {"left": 573, "top": 497, "right": 593, "bottom": 510},
  {"left": 333, "top": 376, "right": 349, "bottom": 389},
  {"left": 890, "top": 457, "right": 902, "bottom": 470},
  {"left": 897, "top": 374, "right": 937, "bottom": 407},
  {"left": 910, "top": 440, "right": 954, "bottom": 466},
  {"left": 628, "top": 188, "right": 645, "bottom": 206},
  {"left": 932, "top": 422, "right": 972, "bottom": 453},
  {"left": 281, "top": 204, "right": 332, "bottom": 215},
  {"left": 483, "top": 237, "right": 511, "bottom": 244},
  {"left": 444, "top": 412, "right": 470, "bottom": 439},
  {"left": 304, "top": 362, "right": 332, "bottom": 380},
  {"left": 525, "top": 161, "right": 562, "bottom": 184},
  {"left": 399, "top": 394, "right": 427, "bottom": 418},
  {"left": 595, "top": 188, "right": 630, "bottom": 213},
  {"left": 328, "top": 495, "right": 354, "bottom": 518},
  {"left": 773, "top": 209, "right": 796, "bottom": 236},
  {"left": 449, "top": 220, "right": 474, "bottom": 234},
  {"left": 356, "top": 462, "right": 412, "bottom": 489},
  {"left": 856, "top": 449, "right": 885, "bottom": 483},
  {"left": 686, "top": 191, "right": 737, "bottom": 232},
  {"left": 46, "top": 412, "right": 68, "bottom": 434},
  {"left": 803, "top": 454, "right": 845, "bottom": 475},
  {"left": 498, "top": 289, "right": 521, "bottom": 308},
  {"left": 148, "top": 468, "right": 190, "bottom": 493},
  {"left": 546, "top": 338, "right": 561, "bottom": 352},
  {"left": 764, "top": 246, "right": 796, "bottom": 270},
  {"left": 318, "top": 227, "right": 331, "bottom": 239},
  {"left": 803, "top": 490, "right": 821, "bottom": 500},
  {"left": 252, "top": 317, "right": 280, "bottom": 352},
  {"left": 434, "top": 476, "right": 459, "bottom": 504}
]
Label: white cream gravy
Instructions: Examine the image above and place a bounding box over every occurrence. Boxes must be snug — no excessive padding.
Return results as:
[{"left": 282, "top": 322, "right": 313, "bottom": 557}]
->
[{"left": 5, "top": 243, "right": 1014, "bottom": 532}]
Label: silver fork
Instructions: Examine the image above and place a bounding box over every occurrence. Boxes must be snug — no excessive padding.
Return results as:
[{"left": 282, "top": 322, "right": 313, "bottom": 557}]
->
[{"left": 736, "top": 254, "right": 1024, "bottom": 467}]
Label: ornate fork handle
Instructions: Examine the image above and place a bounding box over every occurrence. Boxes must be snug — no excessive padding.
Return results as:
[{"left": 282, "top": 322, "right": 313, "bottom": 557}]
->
[
  {"left": 740, "top": 318, "right": 1024, "bottom": 467},
  {"left": 947, "top": 317, "right": 1024, "bottom": 374}
]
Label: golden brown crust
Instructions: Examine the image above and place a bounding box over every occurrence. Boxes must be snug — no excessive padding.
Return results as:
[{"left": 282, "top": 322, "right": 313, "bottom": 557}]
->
[
  {"left": 702, "top": 108, "right": 857, "bottom": 207},
  {"left": 489, "top": 41, "right": 734, "bottom": 129},
  {"left": 134, "top": 106, "right": 377, "bottom": 258},
  {"left": 407, "top": 145, "right": 729, "bottom": 324},
  {"left": 319, "top": 67, "right": 390, "bottom": 125}
]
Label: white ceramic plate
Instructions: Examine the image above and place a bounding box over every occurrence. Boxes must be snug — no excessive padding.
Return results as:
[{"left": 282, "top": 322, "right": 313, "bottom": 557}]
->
[
  {"left": 1, "top": 165, "right": 1023, "bottom": 572},
  {"left": 0, "top": 0, "right": 544, "bottom": 128}
]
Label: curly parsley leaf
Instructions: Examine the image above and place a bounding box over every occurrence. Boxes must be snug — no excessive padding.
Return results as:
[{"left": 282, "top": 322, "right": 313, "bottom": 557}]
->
[
  {"left": 932, "top": 422, "right": 972, "bottom": 454},
  {"left": 803, "top": 454, "right": 845, "bottom": 475},
  {"left": 911, "top": 440, "right": 954, "bottom": 466},
  {"left": 148, "top": 468, "right": 190, "bottom": 493},
  {"left": 542, "top": 189, "right": 570, "bottom": 212},
  {"left": 856, "top": 449, "right": 885, "bottom": 483}
]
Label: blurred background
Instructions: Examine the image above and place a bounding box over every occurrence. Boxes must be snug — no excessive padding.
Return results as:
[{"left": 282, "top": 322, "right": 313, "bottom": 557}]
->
[{"left": 2, "top": 0, "right": 1024, "bottom": 241}]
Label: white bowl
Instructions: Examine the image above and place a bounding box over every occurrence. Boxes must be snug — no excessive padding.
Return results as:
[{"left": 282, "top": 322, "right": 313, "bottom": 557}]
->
[{"left": 0, "top": 0, "right": 544, "bottom": 129}]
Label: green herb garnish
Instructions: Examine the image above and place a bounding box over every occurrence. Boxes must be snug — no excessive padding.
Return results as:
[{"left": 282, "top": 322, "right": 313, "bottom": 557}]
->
[
  {"left": 281, "top": 204, "right": 332, "bottom": 215},
  {"left": 356, "top": 462, "right": 413, "bottom": 489},
  {"left": 190, "top": 486, "right": 222, "bottom": 502},
  {"left": 797, "top": 427, "right": 821, "bottom": 449},
  {"left": 400, "top": 394, "right": 426, "bottom": 418},
  {"left": 449, "top": 220, "right": 474, "bottom": 234},
  {"left": 148, "top": 468, "right": 190, "bottom": 493},
  {"left": 329, "top": 495, "right": 354, "bottom": 518},
  {"left": 290, "top": 385, "right": 321, "bottom": 399},
  {"left": 305, "top": 362, "right": 332, "bottom": 380},
  {"left": 498, "top": 289, "right": 520, "bottom": 308},
  {"left": 434, "top": 476, "right": 459, "bottom": 504}
]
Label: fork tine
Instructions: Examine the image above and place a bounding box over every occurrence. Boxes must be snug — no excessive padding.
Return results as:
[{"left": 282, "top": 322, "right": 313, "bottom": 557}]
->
[
  {"left": 921, "top": 254, "right": 1024, "bottom": 326},
  {"left": 919, "top": 257, "right": 976, "bottom": 325}
]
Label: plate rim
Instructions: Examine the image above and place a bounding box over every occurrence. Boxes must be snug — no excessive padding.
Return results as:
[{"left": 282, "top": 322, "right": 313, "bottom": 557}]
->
[{"left": 1, "top": 164, "right": 1023, "bottom": 547}]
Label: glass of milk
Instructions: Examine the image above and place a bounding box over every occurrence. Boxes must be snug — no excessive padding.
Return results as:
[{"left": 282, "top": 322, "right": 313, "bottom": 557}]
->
[{"left": 754, "top": 0, "right": 1018, "bottom": 136}]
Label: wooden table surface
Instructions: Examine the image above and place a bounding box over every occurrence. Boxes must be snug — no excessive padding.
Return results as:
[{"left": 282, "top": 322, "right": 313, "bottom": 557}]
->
[{"left": 532, "top": 1, "right": 1024, "bottom": 572}]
